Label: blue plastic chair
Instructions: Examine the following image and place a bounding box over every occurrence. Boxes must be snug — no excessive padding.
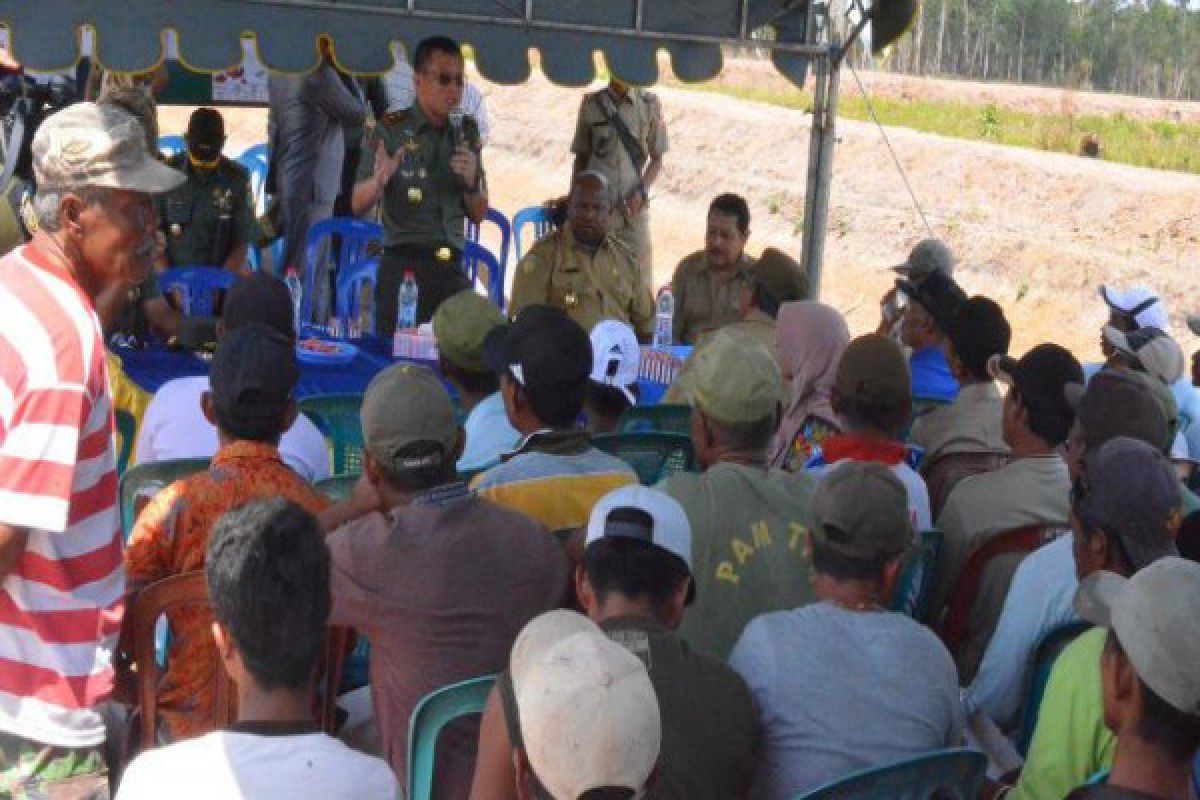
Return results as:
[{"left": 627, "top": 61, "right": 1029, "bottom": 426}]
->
[
  {"left": 462, "top": 241, "right": 504, "bottom": 309},
  {"left": 158, "top": 267, "right": 237, "bottom": 316},
  {"left": 157, "top": 134, "right": 186, "bottom": 158},
  {"left": 795, "top": 748, "right": 988, "bottom": 799},
  {"left": 465, "top": 207, "right": 512, "bottom": 273},
  {"left": 512, "top": 205, "right": 553, "bottom": 260},
  {"left": 302, "top": 218, "right": 383, "bottom": 325},
  {"left": 1015, "top": 619, "right": 1091, "bottom": 756},
  {"left": 235, "top": 143, "right": 270, "bottom": 215},
  {"left": 406, "top": 675, "right": 496, "bottom": 800},
  {"left": 333, "top": 257, "right": 380, "bottom": 331},
  {"left": 889, "top": 530, "right": 943, "bottom": 622}
]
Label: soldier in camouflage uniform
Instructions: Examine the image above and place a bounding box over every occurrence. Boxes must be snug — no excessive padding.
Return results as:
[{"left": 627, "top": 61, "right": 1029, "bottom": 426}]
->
[
  {"left": 352, "top": 36, "right": 488, "bottom": 335},
  {"left": 156, "top": 108, "right": 253, "bottom": 272},
  {"left": 572, "top": 77, "right": 668, "bottom": 292}
]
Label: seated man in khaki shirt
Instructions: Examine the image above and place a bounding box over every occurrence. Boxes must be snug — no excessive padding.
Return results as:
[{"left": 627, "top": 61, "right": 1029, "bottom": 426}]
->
[
  {"left": 670, "top": 193, "right": 755, "bottom": 345},
  {"left": 509, "top": 171, "right": 654, "bottom": 341}
]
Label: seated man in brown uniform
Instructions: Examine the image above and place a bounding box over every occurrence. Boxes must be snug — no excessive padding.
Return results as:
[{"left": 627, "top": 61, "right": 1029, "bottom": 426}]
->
[{"left": 509, "top": 171, "right": 654, "bottom": 341}]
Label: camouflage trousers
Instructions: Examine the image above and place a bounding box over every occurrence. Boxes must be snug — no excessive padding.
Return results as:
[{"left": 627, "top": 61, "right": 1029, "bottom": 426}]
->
[{"left": 0, "top": 733, "right": 109, "bottom": 800}]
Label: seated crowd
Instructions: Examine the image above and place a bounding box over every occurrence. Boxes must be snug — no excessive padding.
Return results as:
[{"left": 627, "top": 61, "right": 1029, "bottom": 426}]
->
[{"left": 5, "top": 50, "right": 1200, "bottom": 800}]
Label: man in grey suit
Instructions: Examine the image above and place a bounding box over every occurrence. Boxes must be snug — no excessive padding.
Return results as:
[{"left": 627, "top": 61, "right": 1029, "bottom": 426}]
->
[{"left": 267, "top": 40, "right": 366, "bottom": 321}]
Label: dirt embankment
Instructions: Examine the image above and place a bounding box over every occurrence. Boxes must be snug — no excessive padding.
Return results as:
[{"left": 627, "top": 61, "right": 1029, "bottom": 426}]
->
[{"left": 162, "top": 62, "right": 1200, "bottom": 360}]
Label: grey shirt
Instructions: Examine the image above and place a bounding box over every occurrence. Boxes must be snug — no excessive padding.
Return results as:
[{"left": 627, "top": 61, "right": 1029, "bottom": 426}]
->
[{"left": 730, "top": 603, "right": 964, "bottom": 799}]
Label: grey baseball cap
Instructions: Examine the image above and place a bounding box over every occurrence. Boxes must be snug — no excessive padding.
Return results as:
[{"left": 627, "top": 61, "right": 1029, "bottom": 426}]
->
[
  {"left": 33, "top": 102, "right": 184, "bottom": 194},
  {"left": 891, "top": 238, "right": 956, "bottom": 282},
  {"left": 811, "top": 461, "right": 912, "bottom": 562},
  {"left": 1074, "top": 436, "right": 1181, "bottom": 571},
  {"left": 1075, "top": 557, "right": 1200, "bottom": 715}
]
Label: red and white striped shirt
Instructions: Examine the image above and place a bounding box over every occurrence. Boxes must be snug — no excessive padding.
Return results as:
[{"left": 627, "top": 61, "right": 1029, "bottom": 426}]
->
[{"left": 0, "top": 244, "right": 124, "bottom": 748}]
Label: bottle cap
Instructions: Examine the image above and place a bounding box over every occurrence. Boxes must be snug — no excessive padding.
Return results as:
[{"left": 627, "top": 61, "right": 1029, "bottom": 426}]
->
[{"left": 403, "top": 270, "right": 415, "bottom": 280}]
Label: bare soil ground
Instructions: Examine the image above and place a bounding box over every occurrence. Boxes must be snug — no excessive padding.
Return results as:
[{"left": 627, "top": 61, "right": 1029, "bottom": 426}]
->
[{"left": 161, "top": 61, "right": 1200, "bottom": 361}]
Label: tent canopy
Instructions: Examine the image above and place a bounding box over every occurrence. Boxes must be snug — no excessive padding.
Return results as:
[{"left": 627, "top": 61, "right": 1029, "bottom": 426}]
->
[{"left": 3, "top": 0, "right": 816, "bottom": 87}]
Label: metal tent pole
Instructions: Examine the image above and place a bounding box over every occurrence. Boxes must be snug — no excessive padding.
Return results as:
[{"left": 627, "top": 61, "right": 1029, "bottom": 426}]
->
[{"left": 799, "top": 44, "right": 841, "bottom": 299}]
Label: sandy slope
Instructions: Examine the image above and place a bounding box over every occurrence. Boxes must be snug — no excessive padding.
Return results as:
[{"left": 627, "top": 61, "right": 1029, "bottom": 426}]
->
[{"left": 160, "top": 64, "right": 1200, "bottom": 361}]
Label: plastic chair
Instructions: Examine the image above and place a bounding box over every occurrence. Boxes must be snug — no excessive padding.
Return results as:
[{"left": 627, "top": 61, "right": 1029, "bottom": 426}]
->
[
  {"left": 114, "top": 409, "right": 137, "bottom": 476},
  {"left": 315, "top": 474, "right": 360, "bottom": 502},
  {"left": 158, "top": 267, "right": 237, "bottom": 316},
  {"left": 235, "top": 144, "right": 270, "bottom": 215},
  {"left": 593, "top": 432, "right": 697, "bottom": 486},
  {"left": 511, "top": 205, "right": 553, "bottom": 260},
  {"left": 119, "top": 458, "right": 211, "bottom": 541},
  {"left": 890, "top": 530, "right": 943, "bottom": 622},
  {"left": 617, "top": 404, "right": 694, "bottom": 435},
  {"left": 940, "top": 525, "right": 1054, "bottom": 655},
  {"left": 122, "top": 571, "right": 230, "bottom": 751},
  {"left": 122, "top": 570, "right": 352, "bottom": 751},
  {"left": 301, "top": 218, "right": 383, "bottom": 325},
  {"left": 157, "top": 134, "right": 186, "bottom": 158},
  {"left": 333, "top": 257, "right": 380, "bottom": 329},
  {"left": 922, "top": 451, "right": 1011, "bottom": 521},
  {"left": 298, "top": 394, "right": 365, "bottom": 477},
  {"left": 461, "top": 241, "right": 504, "bottom": 309},
  {"left": 1015, "top": 619, "right": 1091, "bottom": 756},
  {"left": 795, "top": 748, "right": 988, "bottom": 799},
  {"left": 406, "top": 675, "right": 496, "bottom": 800},
  {"left": 465, "top": 207, "right": 511, "bottom": 273}
]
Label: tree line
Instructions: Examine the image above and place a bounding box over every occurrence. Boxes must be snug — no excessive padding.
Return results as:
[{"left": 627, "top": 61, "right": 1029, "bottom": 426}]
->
[{"left": 877, "top": 0, "right": 1199, "bottom": 101}]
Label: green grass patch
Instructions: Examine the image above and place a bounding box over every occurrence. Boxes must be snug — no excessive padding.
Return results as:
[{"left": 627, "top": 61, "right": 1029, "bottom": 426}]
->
[{"left": 665, "top": 77, "right": 1200, "bottom": 174}]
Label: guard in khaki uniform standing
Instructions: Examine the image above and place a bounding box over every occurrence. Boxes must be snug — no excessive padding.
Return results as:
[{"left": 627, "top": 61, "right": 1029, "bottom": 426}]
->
[
  {"left": 510, "top": 172, "right": 654, "bottom": 341},
  {"left": 352, "top": 36, "right": 487, "bottom": 334},
  {"left": 571, "top": 77, "right": 667, "bottom": 291},
  {"left": 156, "top": 108, "right": 253, "bottom": 272}
]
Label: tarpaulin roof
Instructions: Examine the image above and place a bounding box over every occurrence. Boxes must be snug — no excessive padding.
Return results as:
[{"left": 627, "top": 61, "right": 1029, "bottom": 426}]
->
[{"left": 1, "top": 0, "right": 817, "bottom": 87}]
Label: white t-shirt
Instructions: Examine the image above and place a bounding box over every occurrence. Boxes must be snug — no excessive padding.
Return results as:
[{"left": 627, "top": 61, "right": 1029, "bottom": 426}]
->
[
  {"left": 115, "top": 729, "right": 397, "bottom": 799},
  {"left": 134, "top": 376, "right": 331, "bottom": 483}
]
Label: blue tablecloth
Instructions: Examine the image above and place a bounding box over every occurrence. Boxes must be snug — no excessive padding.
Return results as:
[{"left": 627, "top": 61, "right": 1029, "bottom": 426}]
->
[
  {"left": 118, "top": 336, "right": 676, "bottom": 404},
  {"left": 116, "top": 336, "right": 403, "bottom": 398}
]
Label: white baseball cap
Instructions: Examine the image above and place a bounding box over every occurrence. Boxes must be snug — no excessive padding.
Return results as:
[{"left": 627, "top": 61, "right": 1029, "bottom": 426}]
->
[
  {"left": 512, "top": 611, "right": 661, "bottom": 800},
  {"left": 1102, "top": 325, "right": 1185, "bottom": 385},
  {"left": 1100, "top": 286, "right": 1170, "bottom": 332},
  {"left": 1075, "top": 557, "right": 1200, "bottom": 715},
  {"left": 586, "top": 485, "right": 693, "bottom": 574},
  {"left": 590, "top": 319, "right": 640, "bottom": 405}
]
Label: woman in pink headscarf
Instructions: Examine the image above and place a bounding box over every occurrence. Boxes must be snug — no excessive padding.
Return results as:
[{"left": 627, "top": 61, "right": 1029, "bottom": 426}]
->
[{"left": 769, "top": 301, "right": 851, "bottom": 470}]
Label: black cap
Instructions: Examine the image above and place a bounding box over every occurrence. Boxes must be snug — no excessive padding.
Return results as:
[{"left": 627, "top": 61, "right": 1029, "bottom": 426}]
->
[
  {"left": 484, "top": 304, "right": 592, "bottom": 391},
  {"left": 210, "top": 323, "right": 298, "bottom": 424},
  {"left": 898, "top": 270, "right": 967, "bottom": 334},
  {"left": 945, "top": 296, "right": 1012, "bottom": 380},
  {"left": 989, "top": 344, "right": 1083, "bottom": 421},
  {"left": 223, "top": 272, "right": 295, "bottom": 339},
  {"left": 186, "top": 107, "right": 225, "bottom": 160}
]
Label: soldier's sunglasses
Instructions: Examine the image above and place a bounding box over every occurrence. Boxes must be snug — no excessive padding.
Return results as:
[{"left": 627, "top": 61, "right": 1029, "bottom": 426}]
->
[{"left": 421, "top": 70, "right": 465, "bottom": 88}]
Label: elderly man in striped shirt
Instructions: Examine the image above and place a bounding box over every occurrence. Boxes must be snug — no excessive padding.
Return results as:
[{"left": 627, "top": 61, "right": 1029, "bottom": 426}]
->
[{"left": 0, "top": 102, "right": 182, "bottom": 796}]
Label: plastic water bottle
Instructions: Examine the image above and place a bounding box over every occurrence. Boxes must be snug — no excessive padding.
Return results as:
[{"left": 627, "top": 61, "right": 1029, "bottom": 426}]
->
[
  {"left": 397, "top": 270, "right": 419, "bottom": 331},
  {"left": 653, "top": 286, "right": 674, "bottom": 348},
  {"left": 284, "top": 268, "right": 304, "bottom": 335},
  {"left": 356, "top": 282, "right": 374, "bottom": 338}
]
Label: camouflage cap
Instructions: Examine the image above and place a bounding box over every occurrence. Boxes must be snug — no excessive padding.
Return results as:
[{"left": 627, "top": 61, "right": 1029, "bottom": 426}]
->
[
  {"left": 691, "top": 329, "right": 782, "bottom": 425},
  {"left": 812, "top": 461, "right": 913, "bottom": 563},
  {"left": 34, "top": 102, "right": 183, "bottom": 194},
  {"left": 891, "top": 238, "right": 956, "bottom": 282},
  {"left": 432, "top": 290, "right": 506, "bottom": 374},
  {"left": 750, "top": 248, "right": 809, "bottom": 308},
  {"left": 360, "top": 364, "right": 458, "bottom": 474}
]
